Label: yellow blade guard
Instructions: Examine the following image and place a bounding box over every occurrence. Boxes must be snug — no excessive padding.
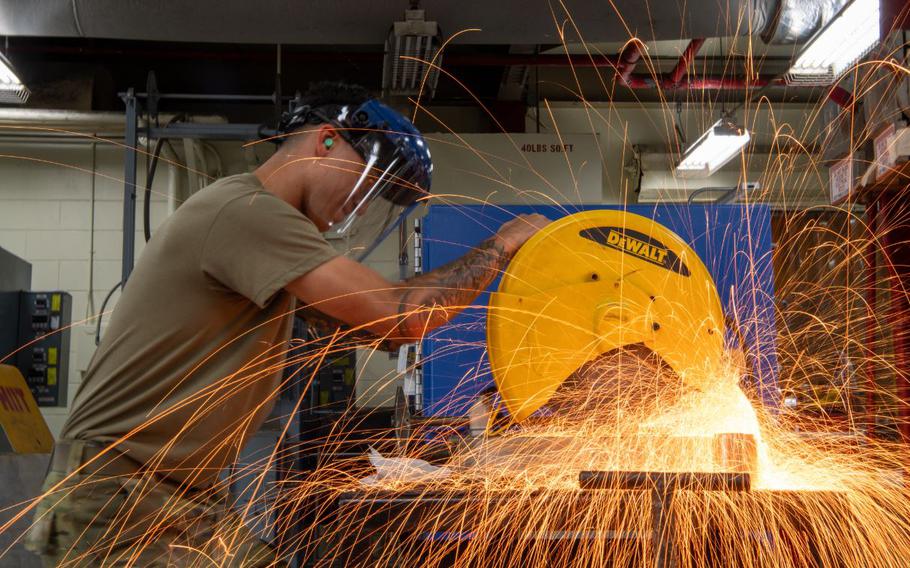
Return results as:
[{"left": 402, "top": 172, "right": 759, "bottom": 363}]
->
[{"left": 487, "top": 210, "right": 728, "bottom": 423}]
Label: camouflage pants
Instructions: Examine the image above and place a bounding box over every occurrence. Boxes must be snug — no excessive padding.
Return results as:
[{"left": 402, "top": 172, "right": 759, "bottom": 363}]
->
[{"left": 25, "top": 466, "right": 280, "bottom": 567}]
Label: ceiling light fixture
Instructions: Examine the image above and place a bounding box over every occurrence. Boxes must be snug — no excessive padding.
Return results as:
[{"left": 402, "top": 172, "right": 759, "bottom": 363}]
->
[
  {"left": 0, "top": 52, "right": 29, "bottom": 105},
  {"left": 382, "top": 8, "right": 443, "bottom": 100},
  {"left": 676, "top": 118, "right": 751, "bottom": 177},
  {"left": 786, "top": 0, "right": 881, "bottom": 86}
]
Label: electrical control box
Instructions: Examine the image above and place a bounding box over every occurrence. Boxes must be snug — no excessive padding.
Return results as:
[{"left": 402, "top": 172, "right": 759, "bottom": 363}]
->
[
  {"left": 0, "top": 291, "right": 71, "bottom": 407},
  {"left": 280, "top": 316, "right": 357, "bottom": 414},
  {"left": 307, "top": 348, "right": 356, "bottom": 411},
  {"left": 0, "top": 293, "right": 18, "bottom": 364}
]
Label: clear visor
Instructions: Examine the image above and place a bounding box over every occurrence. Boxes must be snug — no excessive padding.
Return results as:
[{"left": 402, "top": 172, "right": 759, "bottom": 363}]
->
[
  {"left": 335, "top": 199, "right": 416, "bottom": 261},
  {"left": 326, "top": 139, "right": 419, "bottom": 261}
]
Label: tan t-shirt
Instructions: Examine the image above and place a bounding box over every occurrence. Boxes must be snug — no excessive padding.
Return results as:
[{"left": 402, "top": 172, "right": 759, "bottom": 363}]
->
[{"left": 61, "top": 173, "right": 338, "bottom": 488}]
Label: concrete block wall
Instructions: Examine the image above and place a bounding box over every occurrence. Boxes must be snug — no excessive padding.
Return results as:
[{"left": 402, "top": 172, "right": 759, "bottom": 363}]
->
[
  {"left": 0, "top": 141, "right": 151, "bottom": 436},
  {"left": 0, "top": 138, "right": 268, "bottom": 436}
]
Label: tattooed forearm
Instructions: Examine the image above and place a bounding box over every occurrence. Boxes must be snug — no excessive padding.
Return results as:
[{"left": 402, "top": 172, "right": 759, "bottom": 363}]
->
[
  {"left": 395, "top": 236, "right": 513, "bottom": 338},
  {"left": 296, "top": 233, "right": 519, "bottom": 347}
]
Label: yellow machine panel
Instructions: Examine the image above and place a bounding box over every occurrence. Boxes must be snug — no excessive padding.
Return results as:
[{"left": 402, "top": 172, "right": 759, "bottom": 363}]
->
[
  {"left": 488, "top": 210, "right": 730, "bottom": 423},
  {"left": 0, "top": 365, "right": 54, "bottom": 453}
]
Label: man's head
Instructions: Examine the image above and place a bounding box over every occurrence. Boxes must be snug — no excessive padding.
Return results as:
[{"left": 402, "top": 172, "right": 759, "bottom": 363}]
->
[
  {"left": 270, "top": 82, "right": 371, "bottom": 231},
  {"left": 262, "top": 82, "right": 432, "bottom": 248}
]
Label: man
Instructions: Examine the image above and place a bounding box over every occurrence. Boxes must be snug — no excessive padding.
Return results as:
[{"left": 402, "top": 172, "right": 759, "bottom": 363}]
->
[{"left": 25, "top": 82, "right": 548, "bottom": 566}]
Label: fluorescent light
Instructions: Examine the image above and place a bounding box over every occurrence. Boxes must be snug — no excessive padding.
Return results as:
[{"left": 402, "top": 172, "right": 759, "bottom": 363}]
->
[
  {"left": 676, "top": 119, "right": 751, "bottom": 176},
  {"left": 383, "top": 9, "right": 442, "bottom": 99},
  {"left": 0, "top": 53, "right": 29, "bottom": 104},
  {"left": 786, "top": 0, "right": 880, "bottom": 86}
]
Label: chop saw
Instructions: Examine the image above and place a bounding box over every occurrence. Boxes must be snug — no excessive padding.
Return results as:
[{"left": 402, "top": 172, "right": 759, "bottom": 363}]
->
[{"left": 487, "top": 209, "right": 733, "bottom": 423}]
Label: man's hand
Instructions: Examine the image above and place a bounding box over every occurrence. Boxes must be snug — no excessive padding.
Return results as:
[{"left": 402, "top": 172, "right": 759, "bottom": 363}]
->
[{"left": 492, "top": 214, "right": 551, "bottom": 255}]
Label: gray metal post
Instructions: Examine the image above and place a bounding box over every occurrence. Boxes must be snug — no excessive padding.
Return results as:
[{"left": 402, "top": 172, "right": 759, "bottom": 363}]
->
[
  {"left": 122, "top": 89, "right": 138, "bottom": 284},
  {"left": 398, "top": 220, "right": 409, "bottom": 281}
]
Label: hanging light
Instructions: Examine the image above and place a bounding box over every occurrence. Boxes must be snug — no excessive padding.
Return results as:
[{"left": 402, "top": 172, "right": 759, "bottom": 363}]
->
[
  {"left": 0, "top": 52, "right": 29, "bottom": 105},
  {"left": 786, "top": 0, "right": 881, "bottom": 86},
  {"left": 382, "top": 8, "right": 443, "bottom": 99},
  {"left": 676, "top": 118, "right": 751, "bottom": 177}
]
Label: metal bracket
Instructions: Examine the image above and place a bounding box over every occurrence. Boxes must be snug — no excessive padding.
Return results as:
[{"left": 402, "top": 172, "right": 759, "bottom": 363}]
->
[
  {"left": 146, "top": 71, "right": 160, "bottom": 127},
  {"left": 121, "top": 89, "right": 139, "bottom": 284},
  {"left": 117, "top": 86, "right": 290, "bottom": 284}
]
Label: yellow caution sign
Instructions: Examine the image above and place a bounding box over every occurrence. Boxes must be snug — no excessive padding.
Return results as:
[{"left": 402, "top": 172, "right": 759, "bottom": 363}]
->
[{"left": 0, "top": 366, "right": 54, "bottom": 453}]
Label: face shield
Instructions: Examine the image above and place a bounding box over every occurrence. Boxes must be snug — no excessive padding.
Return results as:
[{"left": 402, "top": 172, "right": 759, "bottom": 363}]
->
[{"left": 280, "top": 98, "right": 432, "bottom": 261}]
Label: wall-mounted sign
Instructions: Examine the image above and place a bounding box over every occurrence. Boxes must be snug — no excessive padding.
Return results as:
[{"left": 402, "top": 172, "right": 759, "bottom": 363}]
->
[
  {"left": 829, "top": 155, "right": 853, "bottom": 204},
  {"left": 428, "top": 134, "right": 601, "bottom": 204},
  {"left": 874, "top": 123, "right": 897, "bottom": 180},
  {"left": 519, "top": 143, "right": 575, "bottom": 153}
]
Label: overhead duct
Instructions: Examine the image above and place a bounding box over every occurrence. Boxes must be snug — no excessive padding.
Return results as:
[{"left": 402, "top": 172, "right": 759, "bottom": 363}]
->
[
  {"left": 0, "top": 0, "right": 858, "bottom": 46},
  {"left": 752, "top": 0, "right": 851, "bottom": 44},
  {"left": 0, "top": 109, "right": 229, "bottom": 145}
]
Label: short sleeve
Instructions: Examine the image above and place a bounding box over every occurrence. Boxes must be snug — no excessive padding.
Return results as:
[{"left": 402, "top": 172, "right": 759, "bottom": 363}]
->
[{"left": 201, "top": 192, "right": 339, "bottom": 307}]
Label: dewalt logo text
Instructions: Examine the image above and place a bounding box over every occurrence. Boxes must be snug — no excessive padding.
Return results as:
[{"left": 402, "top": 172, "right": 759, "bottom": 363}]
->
[
  {"left": 605, "top": 230, "right": 668, "bottom": 265},
  {"left": 579, "top": 226, "right": 691, "bottom": 277}
]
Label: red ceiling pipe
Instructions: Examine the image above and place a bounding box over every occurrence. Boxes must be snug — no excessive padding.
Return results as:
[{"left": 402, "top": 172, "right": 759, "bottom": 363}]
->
[
  {"left": 449, "top": 50, "right": 859, "bottom": 110},
  {"left": 616, "top": 42, "right": 643, "bottom": 86},
  {"left": 668, "top": 38, "right": 706, "bottom": 85},
  {"left": 444, "top": 53, "right": 620, "bottom": 67},
  {"left": 827, "top": 86, "right": 855, "bottom": 109},
  {"left": 625, "top": 75, "right": 854, "bottom": 110},
  {"left": 625, "top": 76, "right": 778, "bottom": 89}
]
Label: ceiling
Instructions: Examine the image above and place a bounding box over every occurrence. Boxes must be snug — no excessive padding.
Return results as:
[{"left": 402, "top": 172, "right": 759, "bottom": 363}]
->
[
  {"left": 2, "top": 35, "right": 829, "bottom": 117},
  {"left": 0, "top": 0, "right": 847, "bottom": 126},
  {"left": 0, "top": 0, "right": 758, "bottom": 45}
]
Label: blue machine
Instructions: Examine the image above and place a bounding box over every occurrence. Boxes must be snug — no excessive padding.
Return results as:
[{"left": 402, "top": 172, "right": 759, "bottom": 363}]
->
[{"left": 419, "top": 203, "right": 778, "bottom": 417}]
